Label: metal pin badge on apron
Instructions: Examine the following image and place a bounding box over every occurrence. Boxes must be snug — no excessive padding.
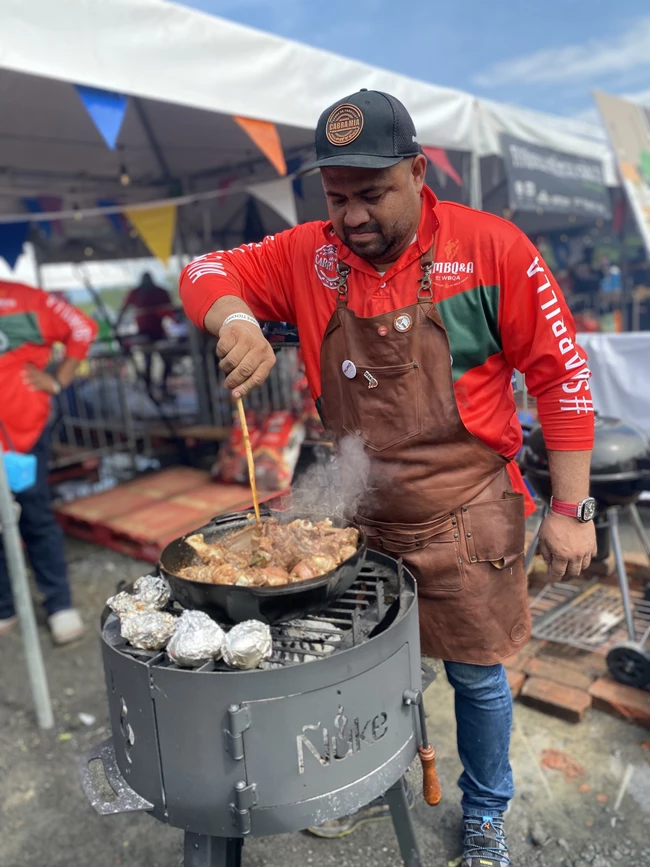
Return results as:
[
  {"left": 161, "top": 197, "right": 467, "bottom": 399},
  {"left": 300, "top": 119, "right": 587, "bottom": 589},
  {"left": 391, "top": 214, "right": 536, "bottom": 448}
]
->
[
  {"left": 363, "top": 371, "right": 379, "bottom": 388},
  {"left": 393, "top": 313, "right": 412, "bottom": 333},
  {"left": 342, "top": 360, "right": 357, "bottom": 379}
]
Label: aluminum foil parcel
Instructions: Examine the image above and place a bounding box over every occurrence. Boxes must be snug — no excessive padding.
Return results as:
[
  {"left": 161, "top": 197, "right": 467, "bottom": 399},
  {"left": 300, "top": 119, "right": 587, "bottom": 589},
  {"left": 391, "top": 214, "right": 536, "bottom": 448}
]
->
[
  {"left": 167, "top": 611, "right": 226, "bottom": 668},
  {"left": 223, "top": 620, "right": 272, "bottom": 670},
  {"left": 120, "top": 611, "right": 177, "bottom": 651}
]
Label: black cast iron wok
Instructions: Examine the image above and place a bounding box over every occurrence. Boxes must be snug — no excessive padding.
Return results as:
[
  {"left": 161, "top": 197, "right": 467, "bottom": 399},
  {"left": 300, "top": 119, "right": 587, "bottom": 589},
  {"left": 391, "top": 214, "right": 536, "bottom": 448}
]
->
[{"left": 159, "top": 509, "right": 367, "bottom": 624}]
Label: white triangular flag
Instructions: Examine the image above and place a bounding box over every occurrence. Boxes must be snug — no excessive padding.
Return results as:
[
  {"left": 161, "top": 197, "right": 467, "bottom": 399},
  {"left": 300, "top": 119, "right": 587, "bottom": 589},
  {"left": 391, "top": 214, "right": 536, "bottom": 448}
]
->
[{"left": 247, "top": 177, "right": 298, "bottom": 227}]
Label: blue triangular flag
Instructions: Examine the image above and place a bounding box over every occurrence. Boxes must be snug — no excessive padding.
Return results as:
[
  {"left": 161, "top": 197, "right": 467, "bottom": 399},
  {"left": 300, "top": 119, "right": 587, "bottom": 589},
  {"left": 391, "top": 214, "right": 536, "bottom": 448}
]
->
[
  {"left": 75, "top": 85, "right": 128, "bottom": 150},
  {"left": 0, "top": 222, "right": 30, "bottom": 269},
  {"left": 22, "top": 197, "right": 52, "bottom": 239},
  {"left": 286, "top": 156, "right": 304, "bottom": 200}
]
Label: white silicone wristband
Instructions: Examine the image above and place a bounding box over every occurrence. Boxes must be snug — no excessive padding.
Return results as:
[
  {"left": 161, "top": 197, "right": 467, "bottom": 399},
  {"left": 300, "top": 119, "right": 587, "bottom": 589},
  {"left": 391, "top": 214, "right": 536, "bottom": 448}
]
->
[{"left": 221, "top": 312, "right": 261, "bottom": 330}]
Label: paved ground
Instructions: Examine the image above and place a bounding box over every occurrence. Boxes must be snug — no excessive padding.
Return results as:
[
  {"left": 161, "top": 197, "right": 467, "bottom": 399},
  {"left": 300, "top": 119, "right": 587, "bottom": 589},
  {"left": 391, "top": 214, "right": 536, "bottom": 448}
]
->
[{"left": 1, "top": 530, "right": 650, "bottom": 867}]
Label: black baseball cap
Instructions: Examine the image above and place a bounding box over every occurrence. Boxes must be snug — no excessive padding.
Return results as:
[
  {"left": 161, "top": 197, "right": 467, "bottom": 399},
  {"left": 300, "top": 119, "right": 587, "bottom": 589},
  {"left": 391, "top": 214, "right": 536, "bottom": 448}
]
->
[{"left": 302, "top": 89, "right": 421, "bottom": 171}]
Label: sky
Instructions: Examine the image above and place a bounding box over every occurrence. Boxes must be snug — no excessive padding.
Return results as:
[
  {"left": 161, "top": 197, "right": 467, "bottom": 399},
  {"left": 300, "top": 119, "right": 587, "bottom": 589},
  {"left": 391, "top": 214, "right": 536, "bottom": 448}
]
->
[{"left": 177, "top": 0, "right": 650, "bottom": 122}]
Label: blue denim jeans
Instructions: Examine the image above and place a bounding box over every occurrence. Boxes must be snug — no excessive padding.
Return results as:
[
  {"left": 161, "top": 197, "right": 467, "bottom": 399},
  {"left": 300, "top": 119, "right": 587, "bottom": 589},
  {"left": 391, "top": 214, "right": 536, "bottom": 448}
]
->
[
  {"left": 0, "top": 428, "right": 72, "bottom": 619},
  {"left": 444, "top": 661, "right": 514, "bottom": 818}
]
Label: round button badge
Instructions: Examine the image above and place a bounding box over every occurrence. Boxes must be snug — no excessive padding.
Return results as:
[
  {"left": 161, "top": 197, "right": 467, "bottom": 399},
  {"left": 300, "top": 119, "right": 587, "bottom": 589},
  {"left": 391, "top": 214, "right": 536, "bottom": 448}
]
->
[
  {"left": 342, "top": 360, "right": 357, "bottom": 379},
  {"left": 377, "top": 325, "right": 389, "bottom": 337},
  {"left": 393, "top": 314, "right": 412, "bottom": 333}
]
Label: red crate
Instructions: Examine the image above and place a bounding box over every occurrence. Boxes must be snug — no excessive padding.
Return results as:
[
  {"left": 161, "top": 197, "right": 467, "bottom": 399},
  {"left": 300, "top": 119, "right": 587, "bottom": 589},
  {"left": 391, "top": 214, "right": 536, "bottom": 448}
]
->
[{"left": 55, "top": 467, "right": 209, "bottom": 543}]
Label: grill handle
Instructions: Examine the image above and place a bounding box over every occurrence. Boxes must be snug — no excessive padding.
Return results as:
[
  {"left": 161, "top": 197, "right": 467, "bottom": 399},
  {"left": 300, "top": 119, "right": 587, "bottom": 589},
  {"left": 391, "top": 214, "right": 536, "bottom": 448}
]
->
[{"left": 403, "top": 688, "right": 442, "bottom": 806}]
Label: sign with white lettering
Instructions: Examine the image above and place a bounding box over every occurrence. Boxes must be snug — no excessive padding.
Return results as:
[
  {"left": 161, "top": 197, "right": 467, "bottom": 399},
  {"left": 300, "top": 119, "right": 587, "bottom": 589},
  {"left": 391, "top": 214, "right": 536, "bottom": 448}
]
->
[{"left": 501, "top": 134, "right": 611, "bottom": 220}]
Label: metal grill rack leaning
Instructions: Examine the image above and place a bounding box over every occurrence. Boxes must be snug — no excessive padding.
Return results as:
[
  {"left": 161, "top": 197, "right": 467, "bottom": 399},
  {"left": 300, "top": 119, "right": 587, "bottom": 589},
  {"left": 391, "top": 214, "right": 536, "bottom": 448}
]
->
[{"left": 79, "top": 514, "right": 440, "bottom": 867}]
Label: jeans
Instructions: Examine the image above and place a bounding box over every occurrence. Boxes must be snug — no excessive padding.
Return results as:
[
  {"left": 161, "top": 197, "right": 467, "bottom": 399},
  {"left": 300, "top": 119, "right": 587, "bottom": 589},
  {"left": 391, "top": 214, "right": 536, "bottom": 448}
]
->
[
  {"left": 444, "top": 661, "right": 514, "bottom": 817},
  {"left": 0, "top": 429, "right": 72, "bottom": 619}
]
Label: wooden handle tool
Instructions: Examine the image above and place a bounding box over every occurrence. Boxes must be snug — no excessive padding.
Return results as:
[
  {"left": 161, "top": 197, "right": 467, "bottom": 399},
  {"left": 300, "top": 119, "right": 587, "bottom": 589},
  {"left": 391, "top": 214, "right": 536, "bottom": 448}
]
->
[
  {"left": 236, "top": 396, "right": 261, "bottom": 525},
  {"left": 419, "top": 745, "right": 442, "bottom": 806}
]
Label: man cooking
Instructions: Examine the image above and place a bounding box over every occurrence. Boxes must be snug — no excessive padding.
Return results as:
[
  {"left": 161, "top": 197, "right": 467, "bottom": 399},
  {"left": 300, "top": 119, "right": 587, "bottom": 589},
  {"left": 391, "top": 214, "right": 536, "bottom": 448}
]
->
[{"left": 180, "top": 91, "right": 596, "bottom": 867}]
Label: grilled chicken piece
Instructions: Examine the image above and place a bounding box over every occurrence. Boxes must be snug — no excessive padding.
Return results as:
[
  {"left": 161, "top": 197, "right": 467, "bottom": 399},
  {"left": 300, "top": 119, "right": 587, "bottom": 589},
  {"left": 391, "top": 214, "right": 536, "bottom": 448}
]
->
[
  {"left": 337, "top": 544, "right": 358, "bottom": 563},
  {"left": 185, "top": 534, "right": 227, "bottom": 565},
  {"left": 290, "top": 554, "right": 338, "bottom": 582},
  {"left": 256, "top": 566, "right": 292, "bottom": 587},
  {"left": 179, "top": 562, "right": 246, "bottom": 585}
]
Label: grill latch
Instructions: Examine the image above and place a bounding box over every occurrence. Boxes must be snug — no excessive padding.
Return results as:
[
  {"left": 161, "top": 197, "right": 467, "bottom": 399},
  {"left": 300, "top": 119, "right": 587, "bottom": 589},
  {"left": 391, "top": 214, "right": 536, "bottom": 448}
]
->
[
  {"left": 230, "top": 780, "right": 258, "bottom": 835},
  {"left": 224, "top": 703, "right": 252, "bottom": 761}
]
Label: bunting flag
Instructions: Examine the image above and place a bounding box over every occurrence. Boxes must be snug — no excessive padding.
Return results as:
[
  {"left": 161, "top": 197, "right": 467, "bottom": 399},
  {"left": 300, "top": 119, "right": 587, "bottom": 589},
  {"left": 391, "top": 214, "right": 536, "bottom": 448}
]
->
[
  {"left": 23, "top": 198, "right": 52, "bottom": 238},
  {"left": 243, "top": 198, "right": 266, "bottom": 244},
  {"left": 0, "top": 222, "right": 30, "bottom": 269},
  {"left": 286, "top": 157, "right": 304, "bottom": 199},
  {"left": 422, "top": 146, "right": 463, "bottom": 187},
  {"left": 75, "top": 85, "right": 129, "bottom": 150},
  {"left": 97, "top": 198, "right": 130, "bottom": 236},
  {"left": 125, "top": 205, "right": 177, "bottom": 264},
  {"left": 248, "top": 177, "right": 298, "bottom": 228},
  {"left": 234, "top": 116, "right": 287, "bottom": 176}
]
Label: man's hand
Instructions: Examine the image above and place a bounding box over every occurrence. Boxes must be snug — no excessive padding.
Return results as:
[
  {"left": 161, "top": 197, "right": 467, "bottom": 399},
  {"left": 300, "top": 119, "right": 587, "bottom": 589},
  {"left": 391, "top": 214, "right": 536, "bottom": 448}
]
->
[
  {"left": 217, "top": 321, "right": 276, "bottom": 399},
  {"left": 537, "top": 511, "right": 597, "bottom": 580},
  {"left": 22, "top": 363, "right": 59, "bottom": 395}
]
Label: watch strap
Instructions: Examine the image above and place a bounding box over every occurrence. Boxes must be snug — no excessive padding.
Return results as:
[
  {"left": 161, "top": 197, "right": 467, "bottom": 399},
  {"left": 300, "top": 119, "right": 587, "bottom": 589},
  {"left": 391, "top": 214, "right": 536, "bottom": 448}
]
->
[{"left": 549, "top": 497, "right": 580, "bottom": 519}]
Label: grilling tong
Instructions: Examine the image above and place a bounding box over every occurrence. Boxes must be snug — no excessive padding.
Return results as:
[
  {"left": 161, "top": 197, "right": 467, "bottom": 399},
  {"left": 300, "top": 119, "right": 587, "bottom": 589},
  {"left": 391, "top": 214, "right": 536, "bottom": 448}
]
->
[{"left": 404, "top": 662, "right": 442, "bottom": 806}]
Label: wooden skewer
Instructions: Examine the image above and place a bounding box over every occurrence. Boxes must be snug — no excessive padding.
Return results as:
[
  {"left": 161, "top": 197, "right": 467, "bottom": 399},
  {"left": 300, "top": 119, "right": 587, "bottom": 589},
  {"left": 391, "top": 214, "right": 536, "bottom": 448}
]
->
[{"left": 236, "top": 396, "right": 261, "bottom": 525}]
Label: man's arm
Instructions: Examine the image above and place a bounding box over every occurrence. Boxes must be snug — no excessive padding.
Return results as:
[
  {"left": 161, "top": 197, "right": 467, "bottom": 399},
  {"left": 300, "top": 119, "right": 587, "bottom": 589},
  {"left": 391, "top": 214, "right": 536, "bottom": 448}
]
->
[
  {"left": 500, "top": 234, "right": 596, "bottom": 578},
  {"left": 180, "top": 228, "right": 302, "bottom": 398}
]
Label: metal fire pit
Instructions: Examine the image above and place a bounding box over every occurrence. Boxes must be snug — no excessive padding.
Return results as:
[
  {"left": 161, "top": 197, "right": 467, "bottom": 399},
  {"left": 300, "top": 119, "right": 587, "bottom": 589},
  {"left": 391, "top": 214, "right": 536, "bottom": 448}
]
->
[{"left": 80, "top": 551, "right": 432, "bottom": 867}]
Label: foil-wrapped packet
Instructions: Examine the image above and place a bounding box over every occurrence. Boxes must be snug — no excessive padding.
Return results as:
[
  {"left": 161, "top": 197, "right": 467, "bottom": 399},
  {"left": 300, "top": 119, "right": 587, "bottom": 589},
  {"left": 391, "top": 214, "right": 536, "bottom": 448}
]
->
[
  {"left": 120, "top": 611, "right": 177, "bottom": 651},
  {"left": 133, "top": 574, "right": 170, "bottom": 610},
  {"left": 107, "top": 591, "right": 142, "bottom": 619},
  {"left": 223, "top": 620, "right": 273, "bottom": 670},
  {"left": 167, "top": 611, "right": 226, "bottom": 668}
]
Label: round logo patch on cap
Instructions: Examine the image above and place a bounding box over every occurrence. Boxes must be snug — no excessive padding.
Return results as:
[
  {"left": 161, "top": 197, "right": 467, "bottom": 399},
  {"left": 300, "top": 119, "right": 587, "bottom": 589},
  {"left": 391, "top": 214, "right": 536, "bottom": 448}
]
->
[{"left": 326, "top": 104, "right": 364, "bottom": 147}]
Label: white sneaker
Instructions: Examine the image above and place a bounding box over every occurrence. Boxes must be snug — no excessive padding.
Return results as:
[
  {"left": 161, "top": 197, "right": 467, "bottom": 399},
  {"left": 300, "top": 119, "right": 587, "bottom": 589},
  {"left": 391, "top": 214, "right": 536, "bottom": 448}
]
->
[
  {"left": 48, "top": 609, "right": 85, "bottom": 645},
  {"left": 0, "top": 615, "right": 18, "bottom": 636}
]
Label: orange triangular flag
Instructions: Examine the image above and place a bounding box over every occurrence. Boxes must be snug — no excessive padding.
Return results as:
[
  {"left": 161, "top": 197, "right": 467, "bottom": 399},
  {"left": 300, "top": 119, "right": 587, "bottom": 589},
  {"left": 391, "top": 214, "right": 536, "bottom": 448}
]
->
[{"left": 234, "top": 116, "right": 287, "bottom": 176}]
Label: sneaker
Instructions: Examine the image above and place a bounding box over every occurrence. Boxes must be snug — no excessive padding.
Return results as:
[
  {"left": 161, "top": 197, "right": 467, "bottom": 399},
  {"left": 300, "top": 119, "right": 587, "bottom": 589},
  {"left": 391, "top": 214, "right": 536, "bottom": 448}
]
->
[
  {"left": 307, "top": 783, "right": 414, "bottom": 839},
  {"left": 48, "top": 609, "right": 85, "bottom": 645},
  {"left": 462, "top": 815, "right": 510, "bottom": 867},
  {"left": 0, "top": 615, "right": 18, "bottom": 636}
]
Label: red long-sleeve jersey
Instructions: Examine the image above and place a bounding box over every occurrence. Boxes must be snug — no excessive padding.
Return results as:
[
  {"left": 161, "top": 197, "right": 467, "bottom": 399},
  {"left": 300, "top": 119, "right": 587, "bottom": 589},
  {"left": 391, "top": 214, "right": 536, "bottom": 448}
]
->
[
  {"left": 0, "top": 282, "right": 97, "bottom": 453},
  {"left": 180, "top": 187, "right": 594, "bottom": 507}
]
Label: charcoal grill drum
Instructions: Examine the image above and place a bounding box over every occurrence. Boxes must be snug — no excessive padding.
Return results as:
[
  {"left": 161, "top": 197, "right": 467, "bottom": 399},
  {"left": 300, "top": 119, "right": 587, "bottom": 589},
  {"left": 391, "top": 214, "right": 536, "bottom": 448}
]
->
[{"left": 81, "top": 552, "right": 425, "bottom": 841}]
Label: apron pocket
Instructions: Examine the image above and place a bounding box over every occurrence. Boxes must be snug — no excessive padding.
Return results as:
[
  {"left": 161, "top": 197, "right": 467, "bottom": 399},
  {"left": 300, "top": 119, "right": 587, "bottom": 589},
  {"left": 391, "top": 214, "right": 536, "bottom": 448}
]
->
[
  {"left": 342, "top": 361, "right": 421, "bottom": 451},
  {"left": 461, "top": 492, "right": 525, "bottom": 568}
]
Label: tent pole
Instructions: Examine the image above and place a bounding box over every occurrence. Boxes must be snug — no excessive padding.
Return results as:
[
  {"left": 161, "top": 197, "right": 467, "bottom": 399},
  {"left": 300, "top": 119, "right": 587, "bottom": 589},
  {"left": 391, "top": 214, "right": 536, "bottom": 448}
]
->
[{"left": 0, "top": 445, "right": 54, "bottom": 730}]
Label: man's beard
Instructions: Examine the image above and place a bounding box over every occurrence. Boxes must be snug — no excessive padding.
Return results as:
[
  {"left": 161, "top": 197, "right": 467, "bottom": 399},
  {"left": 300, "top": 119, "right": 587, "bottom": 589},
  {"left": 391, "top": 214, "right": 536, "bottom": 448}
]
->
[{"left": 343, "top": 222, "right": 403, "bottom": 262}]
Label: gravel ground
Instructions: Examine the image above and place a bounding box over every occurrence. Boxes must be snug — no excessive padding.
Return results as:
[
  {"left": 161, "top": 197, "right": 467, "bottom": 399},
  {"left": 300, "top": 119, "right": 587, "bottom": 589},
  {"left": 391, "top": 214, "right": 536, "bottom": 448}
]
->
[{"left": 1, "top": 536, "right": 650, "bottom": 867}]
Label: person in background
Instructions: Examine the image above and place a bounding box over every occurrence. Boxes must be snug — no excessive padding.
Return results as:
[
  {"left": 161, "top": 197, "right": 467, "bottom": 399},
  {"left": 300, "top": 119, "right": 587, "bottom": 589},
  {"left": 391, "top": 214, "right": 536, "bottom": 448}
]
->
[
  {"left": 117, "top": 272, "right": 176, "bottom": 396},
  {"left": 0, "top": 281, "right": 97, "bottom": 644}
]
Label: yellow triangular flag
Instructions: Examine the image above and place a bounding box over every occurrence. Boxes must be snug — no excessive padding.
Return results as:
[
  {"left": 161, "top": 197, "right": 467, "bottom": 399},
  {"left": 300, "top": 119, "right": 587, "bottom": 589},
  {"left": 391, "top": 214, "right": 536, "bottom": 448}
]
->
[
  {"left": 125, "top": 204, "right": 177, "bottom": 264},
  {"left": 234, "top": 116, "right": 287, "bottom": 176}
]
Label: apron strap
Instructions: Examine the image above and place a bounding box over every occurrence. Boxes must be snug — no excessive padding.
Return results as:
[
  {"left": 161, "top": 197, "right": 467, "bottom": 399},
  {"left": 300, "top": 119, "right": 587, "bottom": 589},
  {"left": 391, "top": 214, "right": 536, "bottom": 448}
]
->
[
  {"left": 336, "top": 260, "right": 351, "bottom": 305},
  {"left": 417, "top": 244, "right": 435, "bottom": 301}
]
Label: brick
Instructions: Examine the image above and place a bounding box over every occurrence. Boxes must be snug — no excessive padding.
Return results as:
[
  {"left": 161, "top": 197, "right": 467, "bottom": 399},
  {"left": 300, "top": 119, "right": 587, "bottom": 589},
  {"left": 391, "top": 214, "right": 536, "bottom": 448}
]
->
[
  {"left": 503, "top": 638, "right": 547, "bottom": 671},
  {"left": 523, "top": 657, "right": 594, "bottom": 692},
  {"left": 537, "top": 646, "right": 608, "bottom": 680},
  {"left": 520, "top": 676, "right": 592, "bottom": 723},
  {"left": 506, "top": 669, "right": 526, "bottom": 698},
  {"left": 589, "top": 678, "right": 650, "bottom": 728}
]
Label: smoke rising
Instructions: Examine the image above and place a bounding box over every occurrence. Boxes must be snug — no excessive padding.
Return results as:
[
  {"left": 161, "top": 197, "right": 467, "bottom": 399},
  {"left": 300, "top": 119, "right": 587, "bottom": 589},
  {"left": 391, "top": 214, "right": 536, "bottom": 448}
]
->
[{"left": 288, "top": 435, "right": 374, "bottom": 520}]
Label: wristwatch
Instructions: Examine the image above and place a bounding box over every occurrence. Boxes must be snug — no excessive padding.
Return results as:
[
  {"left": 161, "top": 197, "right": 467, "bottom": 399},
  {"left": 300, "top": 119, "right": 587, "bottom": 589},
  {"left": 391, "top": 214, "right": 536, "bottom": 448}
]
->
[{"left": 550, "top": 496, "right": 596, "bottom": 523}]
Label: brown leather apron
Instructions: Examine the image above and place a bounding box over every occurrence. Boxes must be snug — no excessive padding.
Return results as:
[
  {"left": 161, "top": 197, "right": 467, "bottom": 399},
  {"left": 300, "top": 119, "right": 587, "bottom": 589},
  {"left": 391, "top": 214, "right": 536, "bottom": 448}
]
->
[{"left": 319, "top": 249, "right": 531, "bottom": 664}]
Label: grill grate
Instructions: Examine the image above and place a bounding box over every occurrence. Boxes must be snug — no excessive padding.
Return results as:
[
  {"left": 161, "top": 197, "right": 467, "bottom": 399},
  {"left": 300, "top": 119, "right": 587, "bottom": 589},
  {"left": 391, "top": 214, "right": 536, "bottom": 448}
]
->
[
  {"left": 531, "top": 582, "right": 650, "bottom": 652},
  {"left": 104, "top": 552, "right": 408, "bottom": 671}
]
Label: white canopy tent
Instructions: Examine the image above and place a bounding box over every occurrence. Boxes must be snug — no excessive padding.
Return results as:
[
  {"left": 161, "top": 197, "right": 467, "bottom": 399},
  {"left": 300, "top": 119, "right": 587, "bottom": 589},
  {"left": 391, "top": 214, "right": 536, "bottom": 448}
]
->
[{"left": 0, "top": 0, "right": 619, "bottom": 283}]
